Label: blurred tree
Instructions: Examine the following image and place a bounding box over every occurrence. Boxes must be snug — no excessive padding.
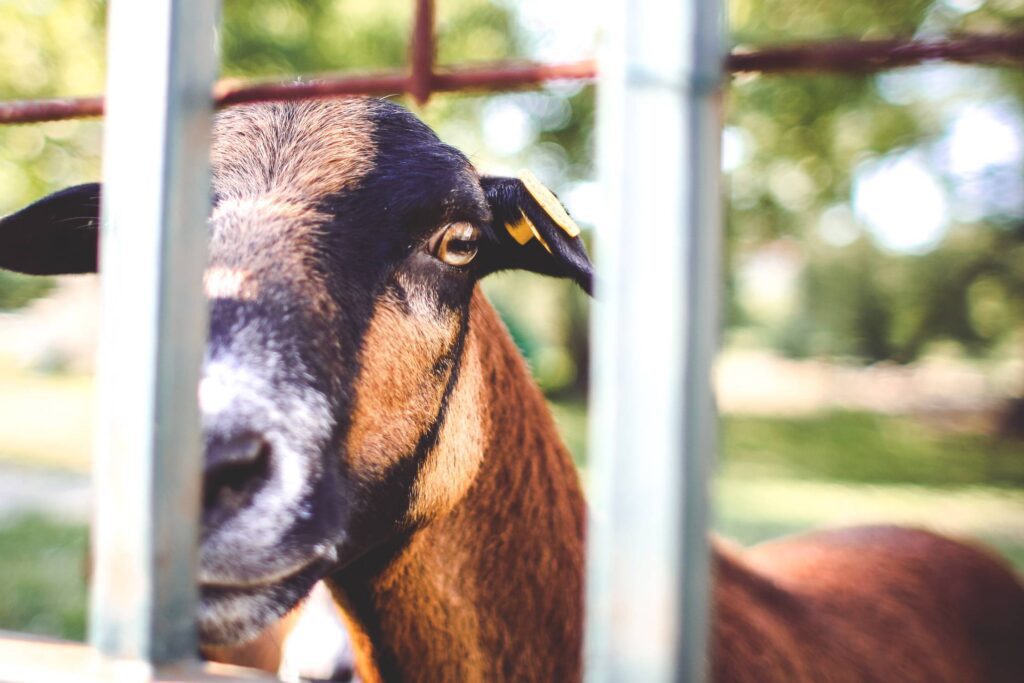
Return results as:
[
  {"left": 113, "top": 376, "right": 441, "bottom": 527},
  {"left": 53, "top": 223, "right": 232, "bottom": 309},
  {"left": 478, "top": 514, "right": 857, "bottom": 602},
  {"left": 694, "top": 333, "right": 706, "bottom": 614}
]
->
[
  {"left": 219, "top": 0, "right": 520, "bottom": 78},
  {"left": 722, "top": 0, "right": 1024, "bottom": 369},
  {"left": 779, "top": 227, "right": 1024, "bottom": 363}
]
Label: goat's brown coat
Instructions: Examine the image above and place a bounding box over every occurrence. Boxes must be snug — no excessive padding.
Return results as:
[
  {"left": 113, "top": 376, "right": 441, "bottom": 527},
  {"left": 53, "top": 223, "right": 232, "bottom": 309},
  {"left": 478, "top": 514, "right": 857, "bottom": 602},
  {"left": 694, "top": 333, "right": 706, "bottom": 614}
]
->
[
  {"left": 216, "top": 289, "right": 1015, "bottom": 683},
  {"left": 714, "top": 528, "right": 1024, "bottom": 682},
  {"left": 215, "top": 289, "right": 1024, "bottom": 682},
  {"left": 330, "top": 293, "right": 586, "bottom": 683},
  {"left": 328, "top": 292, "right": 1023, "bottom": 682}
]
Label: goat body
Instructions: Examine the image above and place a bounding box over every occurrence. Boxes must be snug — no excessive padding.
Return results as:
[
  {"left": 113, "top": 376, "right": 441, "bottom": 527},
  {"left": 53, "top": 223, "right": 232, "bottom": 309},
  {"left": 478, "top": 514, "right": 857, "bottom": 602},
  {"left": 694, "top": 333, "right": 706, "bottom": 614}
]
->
[
  {"left": 326, "top": 294, "right": 586, "bottom": 683},
  {"left": 320, "top": 293, "right": 1024, "bottom": 682},
  {"left": 714, "top": 527, "right": 1024, "bottom": 682}
]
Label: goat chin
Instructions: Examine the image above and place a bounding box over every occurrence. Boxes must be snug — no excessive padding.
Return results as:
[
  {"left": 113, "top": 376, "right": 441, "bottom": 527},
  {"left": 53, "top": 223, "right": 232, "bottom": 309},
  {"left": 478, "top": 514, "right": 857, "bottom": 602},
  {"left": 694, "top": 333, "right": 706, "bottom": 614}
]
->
[
  {"left": 204, "top": 581, "right": 357, "bottom": 683},
  {"left": 278, "top": 582, "right": 358, "bottom": 683}
]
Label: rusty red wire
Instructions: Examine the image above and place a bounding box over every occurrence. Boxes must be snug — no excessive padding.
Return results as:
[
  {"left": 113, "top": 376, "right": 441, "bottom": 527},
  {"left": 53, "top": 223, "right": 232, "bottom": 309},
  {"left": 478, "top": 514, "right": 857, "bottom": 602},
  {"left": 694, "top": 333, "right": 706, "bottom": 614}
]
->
[
  {"left": 728, "top": 34, "right": 1024, "bottom": 73},
  {"left": 1, "top": 0, "right": 1022, "bottom": 127}
]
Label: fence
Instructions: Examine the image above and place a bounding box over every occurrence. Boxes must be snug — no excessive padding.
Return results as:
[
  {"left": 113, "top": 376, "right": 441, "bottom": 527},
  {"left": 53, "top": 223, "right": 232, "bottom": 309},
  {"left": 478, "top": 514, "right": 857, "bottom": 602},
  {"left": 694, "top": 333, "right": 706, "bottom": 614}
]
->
[{"left": 0, "top": 0, "right": 1021, "bottom": 681}]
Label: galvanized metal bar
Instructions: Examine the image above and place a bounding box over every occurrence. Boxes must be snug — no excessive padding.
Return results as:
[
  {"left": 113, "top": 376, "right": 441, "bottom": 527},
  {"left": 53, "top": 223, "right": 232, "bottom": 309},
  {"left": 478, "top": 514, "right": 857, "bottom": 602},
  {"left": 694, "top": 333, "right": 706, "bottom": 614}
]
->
[
  {"left": 586, "top": 0, "right": 723, "bottom": 681},
  {"left": 89, "top": 0, "right": 218, "bottom": 666}
]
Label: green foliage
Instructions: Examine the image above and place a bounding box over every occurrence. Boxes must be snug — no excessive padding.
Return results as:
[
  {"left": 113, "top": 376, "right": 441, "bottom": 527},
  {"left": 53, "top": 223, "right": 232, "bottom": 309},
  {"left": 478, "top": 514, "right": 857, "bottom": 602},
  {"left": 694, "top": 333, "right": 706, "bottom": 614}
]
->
[
  {"left": 778, "top": 227, "right": 1024, "bottom": 362},
  {"left": 220, "top": 0, "right": 519, "bottom": 78},
  {"left": 730, "top": 0, "right": 935, "bottom": 42},
  {"left": 0, "top": 1, "right": 105, "bottom": 214},
  {"left": 0, "top": 515, "right": 87, "bottom": 640},
  {"left": 724, "top": 2, "right": 1024, "bottom": 363}
]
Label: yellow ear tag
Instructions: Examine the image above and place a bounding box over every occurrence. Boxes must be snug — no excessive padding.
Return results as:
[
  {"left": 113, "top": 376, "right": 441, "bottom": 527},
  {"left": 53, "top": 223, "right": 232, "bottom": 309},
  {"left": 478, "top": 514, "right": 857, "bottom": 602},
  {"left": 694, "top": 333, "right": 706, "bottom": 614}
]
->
[
  {"left": 506, "top": 211, "right": 553, "bottom": 254},
  {"left": 517, "top": 169, "right": 581, "bottom": 238}
]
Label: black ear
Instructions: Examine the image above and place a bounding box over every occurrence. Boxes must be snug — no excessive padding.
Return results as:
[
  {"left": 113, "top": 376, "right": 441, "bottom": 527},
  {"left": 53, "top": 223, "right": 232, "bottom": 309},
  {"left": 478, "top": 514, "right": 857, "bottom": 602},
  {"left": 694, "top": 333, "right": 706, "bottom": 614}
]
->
[
  {"left": 0, "top": 183, "right": 101, "bottom": 275},
  {"left": 479, "top": 172, "right": 593, "bottom": 295}
]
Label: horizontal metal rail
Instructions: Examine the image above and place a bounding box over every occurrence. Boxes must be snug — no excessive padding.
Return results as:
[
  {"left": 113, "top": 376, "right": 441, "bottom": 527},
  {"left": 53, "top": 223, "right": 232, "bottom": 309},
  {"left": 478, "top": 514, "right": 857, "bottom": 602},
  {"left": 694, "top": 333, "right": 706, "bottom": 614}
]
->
[
  {"left": 0, "top": 631, "right": 275, "bottom": 681},
  {"left": 728, "top": 34, "right": 1024, "bottom": 73},
  {"left": 1, "top": 34, "right": 1022, "bottom": 125},
  {"left": 0, "top": 61, "right": 597, "bottom": 124},
  {"left": 217, "top": 60, "right": 599, "bottom": 106}
]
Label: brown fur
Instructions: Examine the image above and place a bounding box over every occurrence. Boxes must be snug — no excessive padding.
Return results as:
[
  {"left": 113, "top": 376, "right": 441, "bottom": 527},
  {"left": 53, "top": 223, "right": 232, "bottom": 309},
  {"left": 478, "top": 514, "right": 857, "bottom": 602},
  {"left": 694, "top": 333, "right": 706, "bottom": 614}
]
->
[
  {"left": 346, "top": 292, "right": 464, "bottom": 480},
  {"left": 191, "top": 100, "right": 1022, "bottom": 682},
  {"left": 328, "top": 291, "right": 586, "bottom": 683},
  {"left": 206, "top": 290, "right": 1024, "bottom": 682},
  {"left": 406, "top": 315, "right": 489, "bottom": 524},
  {"left": 326, "top": 291, "right": 1023, "bottom": 682},
  {"left": 713, "top": 527, "right": 1024, "bottom": 682},
  {"left": 211, "top": 100, "right": 375, "bottom": 204},
  {"left": 203, "top": 266, "right": 260, "bottom": 300},
  {"left": 207, "top": 100, "right": 376, "bottom": 317}
]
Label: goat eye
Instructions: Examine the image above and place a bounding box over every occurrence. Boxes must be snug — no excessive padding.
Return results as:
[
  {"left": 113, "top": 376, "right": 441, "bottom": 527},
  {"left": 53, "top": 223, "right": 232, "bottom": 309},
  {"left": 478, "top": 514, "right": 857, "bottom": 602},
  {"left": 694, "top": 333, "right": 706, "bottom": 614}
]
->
[{"left": 431, "top": 222, "right": 480, "bottom": 267}]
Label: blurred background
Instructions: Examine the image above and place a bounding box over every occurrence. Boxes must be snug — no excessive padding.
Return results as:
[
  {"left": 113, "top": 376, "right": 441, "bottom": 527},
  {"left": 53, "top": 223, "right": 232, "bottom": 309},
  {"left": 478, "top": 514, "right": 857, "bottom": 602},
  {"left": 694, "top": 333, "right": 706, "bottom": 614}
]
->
[{"left": 0, "top": 0, "right": 1022, "bottom": 642}]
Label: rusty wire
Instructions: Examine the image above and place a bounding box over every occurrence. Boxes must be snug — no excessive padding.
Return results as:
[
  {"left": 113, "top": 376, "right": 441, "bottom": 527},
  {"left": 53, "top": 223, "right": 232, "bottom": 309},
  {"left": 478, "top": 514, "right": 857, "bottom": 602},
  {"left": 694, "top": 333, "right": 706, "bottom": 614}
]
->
[
  {"left": 728, "top": 34, "right": 1024, "bottom": 73},
  {"left": 1, "top": 0, "right": 1022, "bottom": 127}
]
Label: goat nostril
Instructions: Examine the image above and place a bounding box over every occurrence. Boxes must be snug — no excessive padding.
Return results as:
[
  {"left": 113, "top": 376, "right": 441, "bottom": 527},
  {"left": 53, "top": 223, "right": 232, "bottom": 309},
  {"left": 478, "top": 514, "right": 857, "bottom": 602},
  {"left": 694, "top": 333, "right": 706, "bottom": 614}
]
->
[
  {"left": 203, "top": 434, "right": 272, "bottom": 522},
  {"left": 212, "top": 433, "right": 266, "bottom": 467}
]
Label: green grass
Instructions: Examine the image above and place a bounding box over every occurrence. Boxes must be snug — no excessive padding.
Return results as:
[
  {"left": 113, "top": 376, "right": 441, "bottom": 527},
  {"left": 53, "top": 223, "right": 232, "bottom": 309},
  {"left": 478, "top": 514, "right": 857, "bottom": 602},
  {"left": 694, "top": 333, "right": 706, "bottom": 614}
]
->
[
  {"left": 720, "top": 411, "right": 1024, "bottom": 571},
  {"left": 549, "top": 401, "right": 1024, "bottom": 489},
  {"left": 722, "top": 410, "right": 1024, "bottom": 488},
  {"left": 0, "top": 515, "right": 87, "bottom": 640},
  {"left": 714, "top": 475, "right": 1024, "bottom": 566},
  {"left": 548, "top": 401, "right": 1024, "bottom": 570}
]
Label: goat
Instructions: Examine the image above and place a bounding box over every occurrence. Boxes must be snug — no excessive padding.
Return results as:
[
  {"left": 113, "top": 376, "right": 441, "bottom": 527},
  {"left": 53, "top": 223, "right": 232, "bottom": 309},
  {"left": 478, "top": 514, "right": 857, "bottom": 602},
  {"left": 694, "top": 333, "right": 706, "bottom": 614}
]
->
[{"left": 1, "top": 98, "right": 1021, "bottom": 682}]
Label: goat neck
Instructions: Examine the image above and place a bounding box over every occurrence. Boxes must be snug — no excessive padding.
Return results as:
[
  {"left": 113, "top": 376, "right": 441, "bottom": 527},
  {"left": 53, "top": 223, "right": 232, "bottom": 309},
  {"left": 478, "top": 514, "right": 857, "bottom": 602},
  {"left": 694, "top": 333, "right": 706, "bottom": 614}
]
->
[{"left": 327, "top": 291, "right": 586, "bottom": 683}]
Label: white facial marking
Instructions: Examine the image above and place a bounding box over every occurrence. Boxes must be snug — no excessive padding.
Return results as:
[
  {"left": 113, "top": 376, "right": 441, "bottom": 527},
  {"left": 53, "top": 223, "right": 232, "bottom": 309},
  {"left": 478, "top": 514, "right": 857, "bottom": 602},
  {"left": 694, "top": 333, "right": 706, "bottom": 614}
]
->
[
  {"left": 204, "top": 267, "right": 259, "bottom": 300},
  {"left": 395, "top": 270, "right": 440, "bottom": 317},
  {"left": 278, "top": 582, "right": 355, "bottom": 683},
  {"left": 198, "top": 374, "right": 233, "bottom": 416}
]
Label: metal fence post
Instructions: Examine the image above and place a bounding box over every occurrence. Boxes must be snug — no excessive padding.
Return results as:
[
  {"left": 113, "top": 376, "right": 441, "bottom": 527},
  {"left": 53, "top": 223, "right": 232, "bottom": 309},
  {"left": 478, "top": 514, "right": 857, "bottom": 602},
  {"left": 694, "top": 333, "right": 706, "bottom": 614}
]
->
[
  {"left": 89, "top": 0, "right": 219, "bottom": 666},
  {"left": 586, "top": 0, "right": 724, "bottom": 681}
]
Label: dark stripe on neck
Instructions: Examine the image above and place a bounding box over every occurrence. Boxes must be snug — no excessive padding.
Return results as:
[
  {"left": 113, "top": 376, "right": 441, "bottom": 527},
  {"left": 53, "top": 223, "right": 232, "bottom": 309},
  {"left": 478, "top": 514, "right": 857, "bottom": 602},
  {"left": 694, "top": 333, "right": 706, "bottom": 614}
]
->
[
  {"left": 386, "top": 304, "right": 471, "bottom": 512},
  {"left": 331, "top": 306, "right": 472, "bottom": 681},
  {"left": 338, "top": 305, "right": 471, "bottom": 559}
]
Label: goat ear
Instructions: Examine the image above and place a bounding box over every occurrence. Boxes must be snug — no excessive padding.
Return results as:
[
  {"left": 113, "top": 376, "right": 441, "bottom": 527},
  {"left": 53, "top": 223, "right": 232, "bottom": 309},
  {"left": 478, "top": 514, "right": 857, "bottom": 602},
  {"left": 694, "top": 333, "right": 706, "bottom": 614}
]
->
[
  {"left": 0, "top": 183, "right": 101, "bottom": 275},
  {"left": 479, "top": 172, "right": 593, "bottom": 295}
]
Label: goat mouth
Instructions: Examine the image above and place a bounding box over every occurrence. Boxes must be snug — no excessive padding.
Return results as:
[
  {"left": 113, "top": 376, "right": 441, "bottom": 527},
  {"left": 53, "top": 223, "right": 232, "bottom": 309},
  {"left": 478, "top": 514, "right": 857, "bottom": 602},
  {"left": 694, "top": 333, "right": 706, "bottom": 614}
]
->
[
  {"left": 200, "top": 542, "right": 339, "bottom": 589},
  {"left": 198, "top": 556, "right": 333, "bottom": 646}
]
